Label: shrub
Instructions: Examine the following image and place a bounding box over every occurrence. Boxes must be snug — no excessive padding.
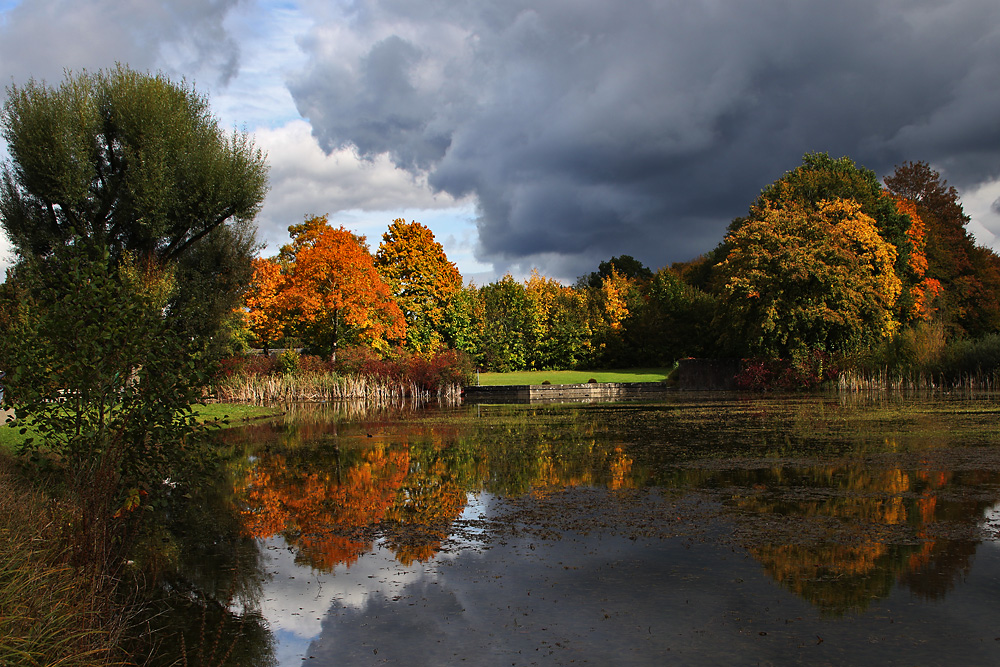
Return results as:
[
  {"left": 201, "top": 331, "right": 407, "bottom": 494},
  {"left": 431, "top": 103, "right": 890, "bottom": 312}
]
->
[
  {"left": 276, "top": 349, "right": 300, "bottom": 375},
  {"left": 735, "top": 350, "right": 838, "bottom": 391},
  {"left": 297, "top": 354, "right": 334, "bottom": 374}
]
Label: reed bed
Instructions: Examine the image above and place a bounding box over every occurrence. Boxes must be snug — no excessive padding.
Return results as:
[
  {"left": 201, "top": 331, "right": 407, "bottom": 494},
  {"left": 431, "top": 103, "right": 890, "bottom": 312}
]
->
[
  {"left": 836, "top": 369, "right": 1000, "bottom": 392},
  {"left": 214, "top": 371, "right": 464, "bottom": 405}
]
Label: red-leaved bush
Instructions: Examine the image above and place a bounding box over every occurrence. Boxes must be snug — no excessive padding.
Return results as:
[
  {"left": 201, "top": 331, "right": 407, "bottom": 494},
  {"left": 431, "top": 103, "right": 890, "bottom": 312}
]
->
[
  {"left": 734, "top": 350, "right": 838, "bottom": 391},
  {"left": 218, "top": 345, "right": 474, "bottom": 392}
]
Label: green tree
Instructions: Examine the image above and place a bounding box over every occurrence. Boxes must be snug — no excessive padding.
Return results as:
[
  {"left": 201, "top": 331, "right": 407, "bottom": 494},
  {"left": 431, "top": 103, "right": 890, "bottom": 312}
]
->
[
  {"left": 0, "top": 67, "right": 268, "bottom": 578},
  {"left": 0, "top": 65, "right": 268, "bottom": 343},
  {"left": 374, "top": 219, "right": 463, "bottom": 353},
  {"left": 5, "top": 244, "right": 207, "bottom": 571},
  {"left": 632, "top": 268, "right": 717, "bottom": 363},
  {"left": 441, "top": 284, "right": 480, "bottom": 356},
  {"left": 717, "top": 198, "right": 902, "bottom": 358},
  {"left": 524, "top": 270, "right": 592, "bottom": 369},
  {"left": 475, "top": 275, "right": 533, "bottom": 371},
  {"left": 580, "top": 254, "right": 653, "bottom": 289}
]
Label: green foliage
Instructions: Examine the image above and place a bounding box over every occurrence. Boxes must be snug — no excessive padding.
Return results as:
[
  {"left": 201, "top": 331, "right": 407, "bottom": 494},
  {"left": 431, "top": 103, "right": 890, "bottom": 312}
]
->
[
  {"left": 276, "top": 349, "right": 300, "bottom": 375},
  {"left": 4, "top": 243, "right": 206, "bottom": 510},
  {"left": 475, "top": 275, "right": 533, "bottom": 372},
  {"left": 579, "top": 254, "right": 653, "bottom": 288},
  {"left": 1, "top": 65, "right": 268, "bottom": 262},
  {"left": 938, "top": 334, "right": 1000, "bottom": 379},
  {"left": 627, "top": 268, "right": 718, "bottom": 364},
  {"left": 441, "top": 285, "right": 480, "bottom": 356},
  {"left": 0, "top": 66, "right": 268, "bottom": 346}
]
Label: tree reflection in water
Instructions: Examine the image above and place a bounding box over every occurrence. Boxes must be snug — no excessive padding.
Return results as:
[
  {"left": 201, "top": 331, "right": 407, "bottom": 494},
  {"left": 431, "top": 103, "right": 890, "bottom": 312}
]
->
[{"left": 159, "top": 394, "right": 1000, "bottom": 664}]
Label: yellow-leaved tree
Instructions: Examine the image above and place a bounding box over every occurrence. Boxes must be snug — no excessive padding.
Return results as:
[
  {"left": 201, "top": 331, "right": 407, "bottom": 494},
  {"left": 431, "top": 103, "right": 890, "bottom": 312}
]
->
[
  {"left": 717, "top": 198, "right": 902, "bottom": 358},
  {"left": 374, "top": 219, "right": 462, "bottom": 353}
]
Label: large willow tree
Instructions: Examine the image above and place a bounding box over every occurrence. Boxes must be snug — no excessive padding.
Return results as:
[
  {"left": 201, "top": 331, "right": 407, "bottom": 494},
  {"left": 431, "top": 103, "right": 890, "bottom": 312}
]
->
[
  {"left": 0, "top": 67, "right": 269, "bottom": 540},
  {"left": 1, "top": 65, "right": 268, "bottom": 347},
  {"left": 1, "top": 65, "right": 268, "bottom": 263}
]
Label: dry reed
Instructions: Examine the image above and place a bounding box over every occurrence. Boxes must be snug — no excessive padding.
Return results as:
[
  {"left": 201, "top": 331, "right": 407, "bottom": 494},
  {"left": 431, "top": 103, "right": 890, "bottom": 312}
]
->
[
  {"left": 836, "top": 369, "right": 1000, "bottom": 392},
  {"left": 213, "top": 372, "right": 463, "bottom": 405}
]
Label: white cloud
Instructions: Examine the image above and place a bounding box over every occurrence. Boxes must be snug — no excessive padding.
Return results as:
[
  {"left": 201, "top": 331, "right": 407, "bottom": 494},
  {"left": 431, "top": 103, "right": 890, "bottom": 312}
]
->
[
  {"left": 959, "top": 178, "right": 1000, "bottom": 252},
  {"left": 252, "top": 119, "right": 474, "bottom": 254}
]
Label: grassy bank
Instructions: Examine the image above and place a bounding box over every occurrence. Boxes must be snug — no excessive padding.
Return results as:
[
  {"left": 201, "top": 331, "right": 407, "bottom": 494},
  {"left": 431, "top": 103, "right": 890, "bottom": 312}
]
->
[
  {"left": 0, "top": 455, "right": 122, "bottom": 665},
  {"left": 473, "top": 368, "right": 674, "bottom": 386},
  {"left": 0, "top": 403, "right": 279, "bottom": 456}
]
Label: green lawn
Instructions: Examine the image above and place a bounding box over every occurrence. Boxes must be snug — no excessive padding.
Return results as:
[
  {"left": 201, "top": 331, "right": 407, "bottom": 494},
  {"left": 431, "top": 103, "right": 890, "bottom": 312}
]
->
[
  {"left": 0, "top": 403, "right": 279, "bottom": 455},
  {"left": 473, "top": 367, "right": 675, "bottom": 386}
]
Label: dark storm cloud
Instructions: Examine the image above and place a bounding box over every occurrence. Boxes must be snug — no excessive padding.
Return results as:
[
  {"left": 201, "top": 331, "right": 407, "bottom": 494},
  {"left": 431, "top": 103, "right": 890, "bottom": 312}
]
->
[{"left": 289, "top": 0, "right": 1000, "bottom": 279}]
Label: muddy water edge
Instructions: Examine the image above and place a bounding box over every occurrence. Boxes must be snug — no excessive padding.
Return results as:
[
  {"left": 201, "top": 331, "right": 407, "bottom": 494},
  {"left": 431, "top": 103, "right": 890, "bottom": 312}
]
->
[{"left": 143, "top": 392, "right": 1000, "bottom": 665}]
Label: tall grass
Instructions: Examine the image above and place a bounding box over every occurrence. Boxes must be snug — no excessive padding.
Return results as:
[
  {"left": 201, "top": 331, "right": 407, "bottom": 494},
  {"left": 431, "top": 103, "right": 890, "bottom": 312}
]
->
[
  {"left": 838, "top": 326, "right": 1000, "bottom": 392},
  {"left": 0, "top": 456, "right": 124, "bottom": 666},
  {"left": 212, "top": 347, "right": 472, "bottom": 404}
]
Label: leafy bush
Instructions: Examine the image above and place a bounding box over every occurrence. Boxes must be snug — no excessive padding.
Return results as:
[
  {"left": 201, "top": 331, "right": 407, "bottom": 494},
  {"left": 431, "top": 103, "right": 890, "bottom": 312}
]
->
[
  {"left": 939, "top": 334, "right": 1000, "bottom": 379},
  {"left": 735, "top": 350, "right": 839, "bottom": 391},
  {"left": 276, "top": 349, "right": 300, "bottom": 375}
]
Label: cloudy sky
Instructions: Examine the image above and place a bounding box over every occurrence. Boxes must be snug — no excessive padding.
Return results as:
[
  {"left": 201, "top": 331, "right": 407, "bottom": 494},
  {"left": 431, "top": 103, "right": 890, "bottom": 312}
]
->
[{"left": 3, "top": 0, "right": 1000, "bottom": 284}]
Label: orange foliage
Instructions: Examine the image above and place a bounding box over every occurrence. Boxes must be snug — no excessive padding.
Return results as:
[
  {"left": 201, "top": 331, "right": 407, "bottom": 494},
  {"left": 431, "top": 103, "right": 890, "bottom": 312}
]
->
[
  {"left": 236, "top": 446, "right": 411, "bottom": 570},
  {"left": 281, "top": 216, "right": 406, "bottom": 355},
  {"left": 244, "top": 257, "right": 286, "bottom": 348},
  {"left": 889, "top": 194, "right": 943, "bottom": 320}
]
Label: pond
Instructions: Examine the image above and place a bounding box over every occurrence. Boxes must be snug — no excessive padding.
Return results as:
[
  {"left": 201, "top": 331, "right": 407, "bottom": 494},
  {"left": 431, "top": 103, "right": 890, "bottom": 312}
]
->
[{"left": 153, "top": 392, "right": 1000, "bottom": 665}]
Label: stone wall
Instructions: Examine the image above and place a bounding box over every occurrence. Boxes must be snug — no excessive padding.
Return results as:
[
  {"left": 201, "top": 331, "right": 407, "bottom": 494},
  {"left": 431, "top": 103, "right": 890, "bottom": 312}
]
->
[{"left": 462, "top": 382, "right": 673, "bottom": 404}]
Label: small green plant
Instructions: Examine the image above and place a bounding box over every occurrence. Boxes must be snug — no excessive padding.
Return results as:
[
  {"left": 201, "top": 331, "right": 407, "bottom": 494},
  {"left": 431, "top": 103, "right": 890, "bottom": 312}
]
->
[{"left": 276, "top": 349, "right": 300, "bottom": 375}]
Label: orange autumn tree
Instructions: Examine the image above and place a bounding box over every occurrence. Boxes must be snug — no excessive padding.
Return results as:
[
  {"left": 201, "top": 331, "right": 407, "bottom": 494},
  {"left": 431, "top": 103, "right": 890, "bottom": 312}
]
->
[
  {"left": 888, "top": 194, "right": 943, "bottom": 321},
  {"left": 244, "top": 257, "right": 286, "bottom": 353},
  {"left": 280, "top": 215, "right": 406, "bottom": 360},
  {"left": 374, "top": 219, "right": 463, "bottom": 353}
]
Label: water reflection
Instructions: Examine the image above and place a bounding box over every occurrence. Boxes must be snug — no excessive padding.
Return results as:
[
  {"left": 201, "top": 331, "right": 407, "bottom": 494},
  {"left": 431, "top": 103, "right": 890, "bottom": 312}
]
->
[{"left": 163, "top": 394, "right": 1000, "bottom": 664}]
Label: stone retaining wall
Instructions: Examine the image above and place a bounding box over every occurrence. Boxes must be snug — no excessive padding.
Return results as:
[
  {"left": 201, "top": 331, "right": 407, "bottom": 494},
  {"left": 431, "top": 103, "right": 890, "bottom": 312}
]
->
[{"left": 461, "top": 381, "right": 673, "bottom": 403}]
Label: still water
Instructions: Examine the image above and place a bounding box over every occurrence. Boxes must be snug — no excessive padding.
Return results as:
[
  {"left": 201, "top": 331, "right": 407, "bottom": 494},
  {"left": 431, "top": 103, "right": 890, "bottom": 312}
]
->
[{"left": 161, "top": 393, "right": 1000, "bottom": 665}]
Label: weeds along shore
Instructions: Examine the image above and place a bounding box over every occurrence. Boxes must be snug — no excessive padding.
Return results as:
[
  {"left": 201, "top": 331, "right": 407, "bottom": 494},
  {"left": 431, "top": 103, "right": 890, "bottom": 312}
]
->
[
  {"left": 0, "top": 455, "right": 125, "bottom": 666},
  {"left": 213, "top": 371, "right": 464, "bottom": 403},
  {"left": 211, "top": 347, "right": 474, "bottom": 404}
]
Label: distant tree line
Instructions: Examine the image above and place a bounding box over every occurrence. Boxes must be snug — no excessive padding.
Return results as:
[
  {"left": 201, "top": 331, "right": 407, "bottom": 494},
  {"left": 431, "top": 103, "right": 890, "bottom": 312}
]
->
[{"left": 245, "top": 153, "right": 1000, "bottom": 383}]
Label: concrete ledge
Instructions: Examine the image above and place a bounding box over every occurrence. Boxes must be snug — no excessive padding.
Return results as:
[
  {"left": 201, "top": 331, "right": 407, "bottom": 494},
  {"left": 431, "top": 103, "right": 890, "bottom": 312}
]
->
[{"left": 462, "top": 381, "right": 674, "bottom": 404}]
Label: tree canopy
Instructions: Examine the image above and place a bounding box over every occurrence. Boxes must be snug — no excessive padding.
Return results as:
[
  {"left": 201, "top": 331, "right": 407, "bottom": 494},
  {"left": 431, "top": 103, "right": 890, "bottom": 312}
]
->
[
  {"left": 717, "top": 198, "right": 902, "bottom": 358},
  {"left": 1, "top": 65, "right": 268, "bottom": 264},
  {"left": 279, "top": 215, "right": 406, "bottom": 358},
  {"left": 374, "top": 218, "right": 462, "bottom": 353},
  {"left": 885, "top": 161, "right": 1000, "bottom": 336}
]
